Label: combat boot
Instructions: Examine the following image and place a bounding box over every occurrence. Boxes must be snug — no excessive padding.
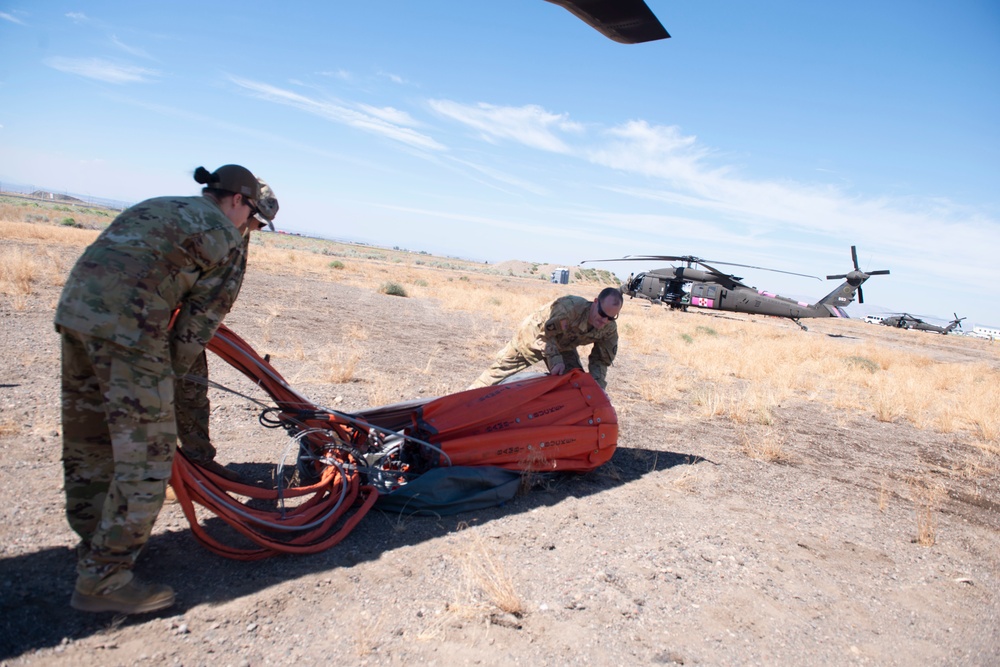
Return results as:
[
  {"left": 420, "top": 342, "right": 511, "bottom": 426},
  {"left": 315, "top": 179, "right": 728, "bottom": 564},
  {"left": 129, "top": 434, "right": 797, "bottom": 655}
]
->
[
  {"left": 71, "top": 570, "right": 175, "bottom": 614},
  {"left": 165, "top": 484, "right": 178, "bottom": 504}
]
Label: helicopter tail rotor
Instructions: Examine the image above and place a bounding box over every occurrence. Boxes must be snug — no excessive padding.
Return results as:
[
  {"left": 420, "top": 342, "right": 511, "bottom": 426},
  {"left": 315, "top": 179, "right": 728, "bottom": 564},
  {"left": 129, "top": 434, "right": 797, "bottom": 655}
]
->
[{"left": 823, "top": 245, "right": 890, "bottom": 306}]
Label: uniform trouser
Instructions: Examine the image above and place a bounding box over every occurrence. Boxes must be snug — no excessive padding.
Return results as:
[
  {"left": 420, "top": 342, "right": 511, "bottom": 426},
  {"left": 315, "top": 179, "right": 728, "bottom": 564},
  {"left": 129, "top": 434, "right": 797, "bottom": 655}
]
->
[
  {"left": 174, "top": 350, "right": 214, "bottom": 463},
  {"left": 60, "top": 328, "right": 177, "bottom": 581},
  {"left": 469, "top": 342, "right": 583, "bottom": 388}
]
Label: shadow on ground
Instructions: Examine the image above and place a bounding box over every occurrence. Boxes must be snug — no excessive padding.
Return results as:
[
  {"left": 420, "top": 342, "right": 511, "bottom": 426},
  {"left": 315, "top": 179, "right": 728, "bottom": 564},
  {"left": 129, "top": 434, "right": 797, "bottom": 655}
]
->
[{"left": 0, "top": 446, "right": 704, "bottom": 660}]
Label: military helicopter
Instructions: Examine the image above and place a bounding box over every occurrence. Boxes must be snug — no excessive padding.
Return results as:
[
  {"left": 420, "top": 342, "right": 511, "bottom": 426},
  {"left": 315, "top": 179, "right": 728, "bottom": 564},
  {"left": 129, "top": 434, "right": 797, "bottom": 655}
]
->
[
  {"left": 545, "top": 0, "right": 670, "bottom": 44},
  {"left": 584, "top": 246, "right": 890, "bottom": 330},
  {"left": 880, "top": 313, "right": 965, "bottom": 334}
]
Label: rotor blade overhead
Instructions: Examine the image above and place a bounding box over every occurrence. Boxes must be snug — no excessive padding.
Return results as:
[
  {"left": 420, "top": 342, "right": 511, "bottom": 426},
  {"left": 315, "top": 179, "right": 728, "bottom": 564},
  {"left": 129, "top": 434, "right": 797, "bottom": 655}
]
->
[
  {"left": 851, "top": 245, "right": 860, "bottom": 271},
  {"left": 584, "top": 255, "right": 820, "bottom": 280},
  {"left": 544, "top": 0, "right": 670, "bottom": 44}
]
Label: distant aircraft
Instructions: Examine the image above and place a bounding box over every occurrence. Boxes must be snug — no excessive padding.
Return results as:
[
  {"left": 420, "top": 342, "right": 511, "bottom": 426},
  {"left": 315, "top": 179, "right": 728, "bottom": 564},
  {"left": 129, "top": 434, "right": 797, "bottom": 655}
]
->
[
  {"left": 545, "top": 0, "right": 670, "bottom": 43},
  {"left": 585, "top": 246, "right": 890, "bottom": 331},
  {"left": 880, "top": 313, "right": 965, "bottom": 335}
]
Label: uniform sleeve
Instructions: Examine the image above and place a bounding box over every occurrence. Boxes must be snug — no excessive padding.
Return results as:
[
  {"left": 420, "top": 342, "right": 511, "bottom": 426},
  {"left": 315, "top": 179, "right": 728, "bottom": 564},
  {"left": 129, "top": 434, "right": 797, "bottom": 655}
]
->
[
  {"left": 587, "top": 326, "right": 618, "bottom": 389},
  {"left": 169, "top": 233, "right": 244, "bottom": 376},
  {"left": 540, "top": 298, "right": 576, "bottom": 368}
]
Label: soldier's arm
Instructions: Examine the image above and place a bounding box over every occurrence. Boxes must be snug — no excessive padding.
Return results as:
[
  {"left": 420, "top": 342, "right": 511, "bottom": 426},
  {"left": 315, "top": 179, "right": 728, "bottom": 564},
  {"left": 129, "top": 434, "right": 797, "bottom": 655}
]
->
[
  {"left": 587, "top": 327, "right": 618, "bottom": 389},
  {"left": 540, "top": 298, "right": 575, "bottom": 369},
  {"left": 170, "top": 232, "right": 243, "bottom": 375}
]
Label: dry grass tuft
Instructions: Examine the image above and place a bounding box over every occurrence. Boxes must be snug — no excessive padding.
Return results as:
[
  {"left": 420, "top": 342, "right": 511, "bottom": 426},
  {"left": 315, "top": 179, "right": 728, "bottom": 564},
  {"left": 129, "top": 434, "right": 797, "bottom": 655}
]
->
[
  {"left": 877, "top": 477, "right": 890, "bottom": 512},
  {"left": 319, "top": 346, "right": 361, "bottom": 383},
  {"left": 909, "top": 478, "right": 944, "bottom": 547},
  {"left": 737, "top": 426, "right": 791, "bottom": 463},
  {"left": 0, "top": 420, "right": 22, "bottom": 436},
  {"left": 353, "top": 611, "right": 386, "bottom": 657},
  {"left": 454, "top": 523, "right": 524, "bottom": 617},
  {"left": 365, "top": 372, "right": 402, "bottom": 407}
]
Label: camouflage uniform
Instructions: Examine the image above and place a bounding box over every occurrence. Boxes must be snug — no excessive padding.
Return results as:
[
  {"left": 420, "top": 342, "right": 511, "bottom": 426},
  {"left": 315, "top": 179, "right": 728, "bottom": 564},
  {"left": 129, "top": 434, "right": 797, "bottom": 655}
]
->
[
  {"left": 470, "top": 295, "right": 618, "bottom": 389},
  {"left": 56, "top": 195, "right": 245, "bottom": 584},
  {"left": 174, "top": 234, "right": 250, "bottom": 463}
]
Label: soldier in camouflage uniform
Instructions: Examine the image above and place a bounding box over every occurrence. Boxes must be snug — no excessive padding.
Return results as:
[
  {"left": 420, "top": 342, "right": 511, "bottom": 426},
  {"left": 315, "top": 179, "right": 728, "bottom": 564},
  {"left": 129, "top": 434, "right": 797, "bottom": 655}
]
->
[
  {"left": 469, "top": 287, "right": 623, "bottom": 390},
  {"left": 56, "top": 164, "right": 275, "bottom": 614},
  {"left": 173, "top": 180, "right": 279, "bottom": 482}
]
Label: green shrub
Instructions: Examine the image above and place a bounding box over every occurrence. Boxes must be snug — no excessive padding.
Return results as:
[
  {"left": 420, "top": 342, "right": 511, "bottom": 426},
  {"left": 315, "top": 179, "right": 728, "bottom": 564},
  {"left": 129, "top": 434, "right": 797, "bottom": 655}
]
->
[
  {"left": 328, "top": 260, "right": 345, "bottom": 270},
  {"left": 681, "top": 333, "right": 694, "bottom": 344},
  {"left": 846, "top": 356, "right": 880, "bottom": 373},
  {"left": 60, "top": 217, "right": 77, "bottom": 226},
  {"left": 413, "top": 279, "right": 428, "bottom": 287},
  {"left": 379, "top": 281, "right": 408, "bottom": 297},
  {"left": 696, "top": 326, "right": 718, "bottom": 337}
]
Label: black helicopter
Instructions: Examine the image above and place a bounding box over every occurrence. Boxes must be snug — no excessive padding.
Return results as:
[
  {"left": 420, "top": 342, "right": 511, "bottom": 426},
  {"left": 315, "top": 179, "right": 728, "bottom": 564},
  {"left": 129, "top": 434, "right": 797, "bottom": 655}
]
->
[
  {"left": 584, "top": 246, "right": 890, "bottom": 330},
  {"left": 880, "top": 313, "right": 965, "bottom": 334}
]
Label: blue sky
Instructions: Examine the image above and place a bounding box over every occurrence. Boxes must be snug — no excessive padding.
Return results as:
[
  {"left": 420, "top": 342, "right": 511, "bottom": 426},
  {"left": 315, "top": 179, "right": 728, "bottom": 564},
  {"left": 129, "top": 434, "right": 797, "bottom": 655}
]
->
[{"left": 1, "top": 1, "right": 998, "bottom": 327}]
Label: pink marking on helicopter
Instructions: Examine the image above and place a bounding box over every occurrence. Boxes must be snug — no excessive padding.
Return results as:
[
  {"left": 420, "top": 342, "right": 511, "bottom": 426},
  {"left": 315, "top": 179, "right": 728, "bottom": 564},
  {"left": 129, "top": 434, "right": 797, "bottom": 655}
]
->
[{"left": 691, "top": 297, "right": 714, "bottom": 307}]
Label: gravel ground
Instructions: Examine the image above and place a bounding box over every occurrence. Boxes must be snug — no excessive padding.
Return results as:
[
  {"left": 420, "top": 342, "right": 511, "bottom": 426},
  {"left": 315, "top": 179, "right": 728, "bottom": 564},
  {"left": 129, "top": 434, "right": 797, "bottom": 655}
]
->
[{"left": 1, "top": 239, "right": 999, "bottom": 666}]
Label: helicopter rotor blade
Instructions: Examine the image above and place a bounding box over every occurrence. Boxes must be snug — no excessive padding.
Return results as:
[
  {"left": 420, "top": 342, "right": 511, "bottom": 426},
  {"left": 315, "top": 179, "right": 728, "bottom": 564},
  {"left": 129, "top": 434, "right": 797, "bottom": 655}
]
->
[
  {"left": 857, "top": 286, "right": 865, "bottom": 305},
  {"left": 851, "top": 245, "right": 860, "bottom": 271},
  {"left": 867, "top": 270, "right": 890, "bottom": 275},
  {"left": 584, "top": 255, "right": 820, "bottom": 280}
]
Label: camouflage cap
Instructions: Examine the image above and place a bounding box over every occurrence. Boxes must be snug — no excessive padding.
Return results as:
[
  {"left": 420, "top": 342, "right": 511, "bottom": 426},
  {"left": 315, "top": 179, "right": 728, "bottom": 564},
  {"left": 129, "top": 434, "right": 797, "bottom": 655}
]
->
[
  {"left": 254, "top": 179, "right": 278, "bottom": 231},
  {"left": 194, "top": 164, "right": 260, "bottom": 201}
]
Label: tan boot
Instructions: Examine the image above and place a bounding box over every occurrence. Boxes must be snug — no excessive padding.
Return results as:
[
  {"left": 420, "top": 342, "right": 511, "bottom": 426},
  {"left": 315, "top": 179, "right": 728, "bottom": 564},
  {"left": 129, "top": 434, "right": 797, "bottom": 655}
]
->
[
  {"left": 164, "top": 484, "right": 178, "bottom": 504},
  {"left": 71, "top": 571, "right": 175, "bottom": 614}
]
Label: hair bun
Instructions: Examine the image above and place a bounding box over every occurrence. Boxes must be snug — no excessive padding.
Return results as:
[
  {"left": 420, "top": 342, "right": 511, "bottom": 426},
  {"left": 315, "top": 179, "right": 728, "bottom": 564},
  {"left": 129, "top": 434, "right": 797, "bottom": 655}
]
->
[{"left": 193, "top": 166, "right": 216, "bottom": 185}]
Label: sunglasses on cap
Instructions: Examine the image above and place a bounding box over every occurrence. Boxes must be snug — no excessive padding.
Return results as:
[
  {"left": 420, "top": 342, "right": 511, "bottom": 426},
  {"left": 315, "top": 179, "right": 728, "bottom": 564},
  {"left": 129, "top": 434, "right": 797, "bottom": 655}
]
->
[{"left": 597, "top": 301, "right": 618, "bottom": 321}]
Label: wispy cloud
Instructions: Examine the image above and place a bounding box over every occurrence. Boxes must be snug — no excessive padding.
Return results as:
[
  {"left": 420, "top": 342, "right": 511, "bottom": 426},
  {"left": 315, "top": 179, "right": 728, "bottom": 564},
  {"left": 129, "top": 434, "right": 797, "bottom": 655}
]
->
[
  {"left": 567, "top": 118, "right": 997, "bottom": 281},
  {"left": 317, "top": 69, "right": 352, "bottom": 81},
  {"left": 356, "top": 103, "right": 419, "bottom": 127},
  {"left": 429, "top": 100, "right": 582, "bottom": 153},
  {"left": 44, "top": 57, "right": 159, "bottom": 84},
  {"left": 378, "top": 70, "right": 408, "bottom": 85},
  {"left": 65, "top": 12, "right": 89, "bottom": 24},
  {"left": 419, "top": 100, "right": 997, "bottom": 293},
  {"left": 447, "top": 157, "right": 550, "bottom": 197},
  {"left": 111, "top": 35, "right": 155, "bottom": 60},
  {"left": 0, "top": 11, "right": 26, "bottom": 25},
  {"left": 230, "top": 76, "right": 446, "bottom": 151}
]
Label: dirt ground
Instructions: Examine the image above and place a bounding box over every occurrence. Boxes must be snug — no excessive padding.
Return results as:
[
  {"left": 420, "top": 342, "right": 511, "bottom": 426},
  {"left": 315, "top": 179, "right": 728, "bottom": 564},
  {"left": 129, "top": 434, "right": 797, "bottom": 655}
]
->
[{"left": 1, "top": 240, "right": 999, "bottom": 666}]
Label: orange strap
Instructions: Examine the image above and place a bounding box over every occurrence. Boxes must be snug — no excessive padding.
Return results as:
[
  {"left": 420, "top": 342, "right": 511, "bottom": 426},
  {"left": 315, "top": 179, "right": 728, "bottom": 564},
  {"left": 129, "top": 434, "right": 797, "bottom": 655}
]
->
[
  {"left": 170, "top": 451, "right": 378, "bottom": 560},
  {"left": 170, "top": 323, "right": 376, "bottom": 559}
]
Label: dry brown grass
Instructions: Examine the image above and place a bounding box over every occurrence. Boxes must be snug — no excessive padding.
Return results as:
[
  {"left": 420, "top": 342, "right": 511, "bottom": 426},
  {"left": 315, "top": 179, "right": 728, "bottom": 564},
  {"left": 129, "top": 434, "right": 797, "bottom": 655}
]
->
[
  {"left": 737, "top": 426, "right": 791, "bottom": 463},
  {"left": 319, "top": 346, "right": 361, "bottom": 384},
  {"left": 0, "top": 420, "right": 21, "bottom": 436},
  {"left": 909, "top": 478, "right": 944, "bottom": 547},
  {"left": 353, "top": 610, "right": 386, "bottom": 657},
  {"left": 877, "top": 477, "right": 890, "bottom": 512},
  {"left": 0, "top": 219, "right": 100, "bottom": 246},
  {"left": 614, "top": 308, "right": 1000, "bottom": 444},
  {"left": 453, "top": 523, "right": 524, "bottom": 617},
  {"left": 4, "top": 218, "right": 997, "bottom": 447},
  {"left": 365, "top": 372, "right": 403, "bottom": 408}
]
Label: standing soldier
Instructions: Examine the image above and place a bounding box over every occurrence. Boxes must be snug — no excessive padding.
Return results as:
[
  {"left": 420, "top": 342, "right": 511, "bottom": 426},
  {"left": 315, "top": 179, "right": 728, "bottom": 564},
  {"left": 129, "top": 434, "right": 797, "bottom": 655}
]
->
[
  {"left": 469, "top": 287, "right": 622, "bottom": 390},
  {"left": 55, "top": 164, "right": 276, "bottom": 614}
]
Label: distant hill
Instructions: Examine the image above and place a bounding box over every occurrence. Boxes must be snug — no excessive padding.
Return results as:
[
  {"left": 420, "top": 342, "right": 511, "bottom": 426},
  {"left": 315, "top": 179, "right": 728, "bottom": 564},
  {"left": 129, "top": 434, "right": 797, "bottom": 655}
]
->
[{"left": 30, "top": 191, "right": 85, "bottom": 203}]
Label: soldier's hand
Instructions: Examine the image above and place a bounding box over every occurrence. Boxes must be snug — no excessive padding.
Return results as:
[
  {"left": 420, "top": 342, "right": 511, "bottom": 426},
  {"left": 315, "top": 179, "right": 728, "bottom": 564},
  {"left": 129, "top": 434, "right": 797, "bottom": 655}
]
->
[{"left": 549, "top": 362, "right": 566, "bottom": 376}]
